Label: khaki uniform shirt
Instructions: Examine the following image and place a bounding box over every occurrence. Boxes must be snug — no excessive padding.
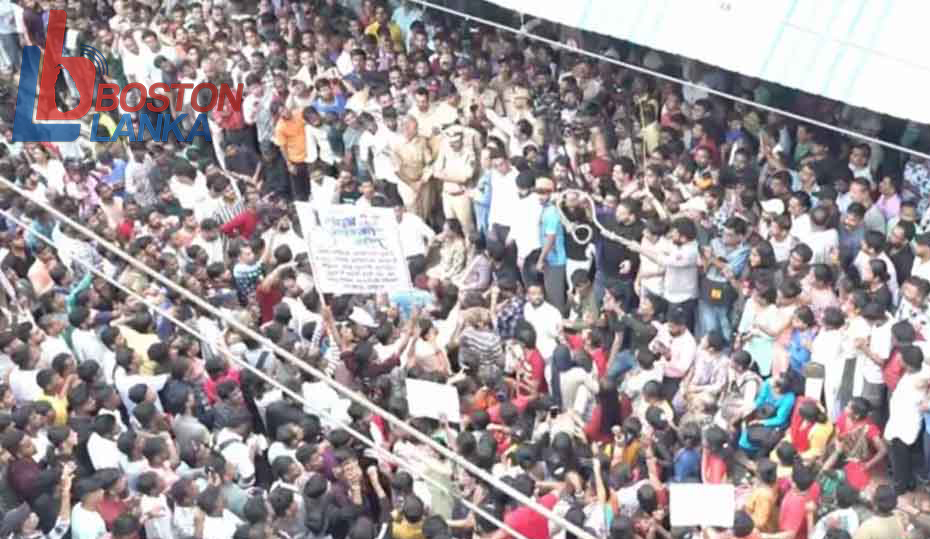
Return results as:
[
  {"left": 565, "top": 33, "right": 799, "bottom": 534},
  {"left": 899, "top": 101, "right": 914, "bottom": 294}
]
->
[
  {"left": 433, "top": 143, "right": 477, "bottom": 195},
  {"left": 391, "top": 136, "right": 433, "bottom": 185}
]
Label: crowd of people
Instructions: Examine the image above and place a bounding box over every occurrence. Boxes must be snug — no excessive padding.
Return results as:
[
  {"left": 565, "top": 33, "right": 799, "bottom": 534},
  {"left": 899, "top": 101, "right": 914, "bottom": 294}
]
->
[{"left": 0, "top": 1, "right": 928, "bottom": 539}]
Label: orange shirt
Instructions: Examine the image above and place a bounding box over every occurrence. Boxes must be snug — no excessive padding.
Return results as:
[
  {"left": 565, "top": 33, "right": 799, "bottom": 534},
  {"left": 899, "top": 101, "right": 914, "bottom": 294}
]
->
[{"left": 273, "top": 113, "right": 307, "bottom": 164}]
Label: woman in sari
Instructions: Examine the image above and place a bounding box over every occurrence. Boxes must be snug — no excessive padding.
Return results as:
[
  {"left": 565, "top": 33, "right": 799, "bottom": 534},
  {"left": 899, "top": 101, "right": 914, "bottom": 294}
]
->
[
  {"left": 737, "top": 372, "right": 796, "bottom": 454},
  {"left": 811, "top": 307, "right": 847, "bottom": 421},
  {"left": 779, "top": 398, "right": 834, "bottom": 464},
  {"left": 427, "top": 219, "right": 467, "bottom": 284},
  {"left": 822, "top": 397, "right": 888, "bottom": 491},
  {"left": 801, "top": 263, "right": 839, "bottom": 324},
  {"left": 672, "top": 331, "right": 727, "bottom": 417},
  {"left": 716, "top": 350, "right": 762, "bottom": 430},
  {"left": 732, "top": 241, "right": 779, "bottom": 328},
  {"left": 743, "top": 279, "right": 801, "bottom": 379},
  {"left": 737, "top": 283, "right": 778, "bottom": 377}
]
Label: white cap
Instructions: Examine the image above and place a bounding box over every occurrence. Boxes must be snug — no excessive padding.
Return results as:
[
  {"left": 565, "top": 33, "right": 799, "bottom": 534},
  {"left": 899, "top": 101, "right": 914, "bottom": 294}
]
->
[
  {"left": 760, "top": 198, "right": 785, "bottom": 215},
  {"left": 348, "top": 307, "right": 378, "bottom": 328}
]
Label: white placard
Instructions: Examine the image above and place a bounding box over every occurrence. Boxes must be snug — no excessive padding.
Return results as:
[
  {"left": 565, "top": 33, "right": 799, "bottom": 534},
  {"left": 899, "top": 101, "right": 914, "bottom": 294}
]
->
[
  {"left": 669, "top": 483, "right": 735, "bottom": 528},
  {"left": 405, "top": 378, "right": 461, "bottom": 423},
  {"left": 294, "top": 202, "right": 412, "bottom": 295}
]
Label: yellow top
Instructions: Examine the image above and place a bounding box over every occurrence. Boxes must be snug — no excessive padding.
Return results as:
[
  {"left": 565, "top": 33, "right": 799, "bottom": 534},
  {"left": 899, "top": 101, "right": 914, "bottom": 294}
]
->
[{"left": 37, "top": 392, "right": 69, "bottom": 427}]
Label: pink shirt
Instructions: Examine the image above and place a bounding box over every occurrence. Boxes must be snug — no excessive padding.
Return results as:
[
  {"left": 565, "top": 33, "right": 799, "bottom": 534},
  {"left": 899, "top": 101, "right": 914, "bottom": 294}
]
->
[
  {"left": 876, "top": 193, "right": 901, "bottom": 221},
  {"left": 664, "top": 331, "right": 697, "bottom": 379}
]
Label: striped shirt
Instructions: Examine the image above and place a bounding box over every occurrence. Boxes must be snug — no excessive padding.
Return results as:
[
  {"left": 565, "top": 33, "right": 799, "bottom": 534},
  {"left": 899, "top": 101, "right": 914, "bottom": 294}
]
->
[
  {"left": 212, "top": 200, "right": 245, "bottom": 226},
  {"left": 458, "top": 327, "right": 504, "bottom": 370}
]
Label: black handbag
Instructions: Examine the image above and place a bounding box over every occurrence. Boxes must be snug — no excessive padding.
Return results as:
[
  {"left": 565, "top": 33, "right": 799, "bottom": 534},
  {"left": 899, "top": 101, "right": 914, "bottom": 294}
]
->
[{"left": 701, "top": 278, "right": 731, "bottom": 306}]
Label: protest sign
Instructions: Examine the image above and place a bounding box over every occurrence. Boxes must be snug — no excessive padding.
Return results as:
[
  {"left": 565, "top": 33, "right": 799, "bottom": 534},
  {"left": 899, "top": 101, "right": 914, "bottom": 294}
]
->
[
  {"left": 295, "top": 202, "right": 412, "bottom": 295},
  {"left": 405, "top": 378, "right": 462, "bottom": 423},
  {"left": 669, "top": 483, "right": 735, "bottom": 528}
]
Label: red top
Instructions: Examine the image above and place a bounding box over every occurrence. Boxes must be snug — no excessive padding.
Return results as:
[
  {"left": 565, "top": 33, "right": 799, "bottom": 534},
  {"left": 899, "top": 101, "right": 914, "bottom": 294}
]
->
[
  {"left": 256, "top": 283, "right": 284, "bottom": 324},
  {"left": 701, "top": 451, "right": 728, "bottom": 484},
  {"left": 116, "top": 218, "right": 135, "bottom": 242},
  {"left": 788, "top": 397, "right": 816, "bottom": 454},
  {"left": 883, "top": 347, "right": 906, "bottom": 391},
  {"left": 220, "top": 209, "right": 259, "bottom": 239},
  {"left": 203, "top": 368, "right": 241, "bottom": 404},
  {"left": 517, "top": 348, "right": 548, "bottom": 395},
  {"left": 98, "top": 495, "right": 129, "bottom": 530},
  {"left": 778, "top": 484, "right": 821, "bottom": 539},
  {"left": 834, "top": 411, "right": 882, "bottom": 489},
  {"left": 487, "top": 395, "right": 533, "bottom": 425},
  {"left": 213, "top": 99, "right": 245, "bottom": 130},
  {"left": 565, "top": 334, "right": 608, "bottom": 378},
  {"left": 503, "top": 493, "right": 559, "bottom": 539}
]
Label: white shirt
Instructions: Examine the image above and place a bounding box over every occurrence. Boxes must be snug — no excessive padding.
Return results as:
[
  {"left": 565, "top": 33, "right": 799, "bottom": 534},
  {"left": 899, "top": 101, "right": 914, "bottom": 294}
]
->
[
  {"left": 768, "top": 233, "right": 795, "bottom": 264},
  {"left": 306, "top": 124, "right": 338, "bottom": 166},
  {"left": 659, "top": 241, "right": 700, "bottom": 303},
  {"left": 170, "top": 174, "right": 211, "bottom": 211},
  {"left": 884, "top": 371, "right": 926, "bottom": 444},
  {"left": 638, "top": 237, "right": 672, "bottom": 296},
  {"left": 87, "top": 432, "right": 121, "bottom": 471},
  {"left": 9, "top": 367, "right": 41, "bottom": 403},
  {"left": 912, "top": 257, "right": 930, "bottom": 282},
  {"left": 397, "top": 213, "right": 435, "bottom": 258},
  {"left": 308, "top": 176, "right": 340, "bottom": 208},
  {"left": 202, "top": 510, "right": 243, "bottom": 539},
  {"left": 267, "top": 442, "right": 297, "bottom": 467},
  {"left": 71, "top": 503, "right": 107, "bottom": 539},
  {"left": 40, "top": 336, "right": 71, "bottom": 367},
  {"left": 71, "top": 328, "right": 107, "bottom": 366},
  {"left": 510, "top": 194, "right": 543, "bottom": 262},
  {"left": 858, "top": 319, "right": 892, "bottom": 385},
  {"left": 263, "top": 228, "right": 309, "bottom": 258},
  {"left": 216, "top": 429, "right": 255, "bottom": 487},
  {"left": 790, "top": 213, "right": 812, "bottom": 241},
  {"left": 191, "top": 235, "right": 225, "bottom": 265},
  {"left": 114, "top": 369, "right": 168, "bottom": 417},
  {"left": 140, "top": 493, "right": 175, "bottom": 539},
  {"left": 804, "top": 228, "right": 839, "bottom": 265},
  {"left": 523, "top": 301, "right": 562, "bottom": 359},
  {"left": 488, "top": 168, "right": 520, "bottom": 228}
]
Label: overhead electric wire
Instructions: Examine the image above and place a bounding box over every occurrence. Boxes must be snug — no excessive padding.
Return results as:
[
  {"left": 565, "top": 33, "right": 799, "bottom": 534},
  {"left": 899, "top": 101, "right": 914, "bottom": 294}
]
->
[
  {"left": 0, "top": 205, "right": 534, "bottom": 539},
  {"left": 0, "top": 176, "right": 597, "bottom": 539},
  {"left": 410, "top": 0, "right": 930, "bottom": 161}
]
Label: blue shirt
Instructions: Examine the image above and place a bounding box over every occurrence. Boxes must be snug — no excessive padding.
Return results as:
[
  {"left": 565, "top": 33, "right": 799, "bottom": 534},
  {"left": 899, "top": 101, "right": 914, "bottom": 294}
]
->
[
  {"left": 389, "top": 289, "right": 434, "bottom": 321},
  {"left": 539, "top": 204, "right": 566, "bottom": 266},
  {"left": 312, "top": 95, "right": 347, "bottom": 116},
  {"left": 672, "top": 447, "right": 701, "bottom": 483},
  {"left": 788, "top": 329, "right": 815, "bottom": 375},
  {"left": 753, "top": 381, "right": 795, "bottom": 429},
  {"left": 103, "top": 159, "right": 128, "bottom": 186}
]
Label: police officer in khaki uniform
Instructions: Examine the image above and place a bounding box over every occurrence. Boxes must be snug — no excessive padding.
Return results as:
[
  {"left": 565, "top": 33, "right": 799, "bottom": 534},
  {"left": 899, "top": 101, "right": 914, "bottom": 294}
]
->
[
  {"left": 433, "top": 126, "right": 477, "bottom": 240},
  {"left": 390, "top": 115, "right": 434, "bottom": 220}
]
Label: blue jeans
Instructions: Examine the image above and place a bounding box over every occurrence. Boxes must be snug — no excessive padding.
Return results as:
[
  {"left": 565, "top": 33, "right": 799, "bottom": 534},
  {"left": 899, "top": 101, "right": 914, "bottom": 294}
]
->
[
  {"left": 923, "top": 416, "right": 930, "bottom": 479},
  {"left": 473, "top": 203, "right": 490, "bottom": 240},
  {"left": 697, "top": 300, "right": 733, "bottom": 342},
  {"left": 607, "top": 350, "right": 636, "bottom": 388}
]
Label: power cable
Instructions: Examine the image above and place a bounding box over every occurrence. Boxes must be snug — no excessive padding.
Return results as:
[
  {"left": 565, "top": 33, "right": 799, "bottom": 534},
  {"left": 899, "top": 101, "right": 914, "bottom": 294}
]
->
[{"left": 410, "top": 0, "right": 930, "bottom": 161}]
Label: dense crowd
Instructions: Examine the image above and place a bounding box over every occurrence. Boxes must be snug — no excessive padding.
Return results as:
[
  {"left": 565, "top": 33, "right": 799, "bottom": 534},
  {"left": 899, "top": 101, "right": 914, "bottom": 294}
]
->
[{"left": 0, "top": 1, "right": 928, "bottom": 539}]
